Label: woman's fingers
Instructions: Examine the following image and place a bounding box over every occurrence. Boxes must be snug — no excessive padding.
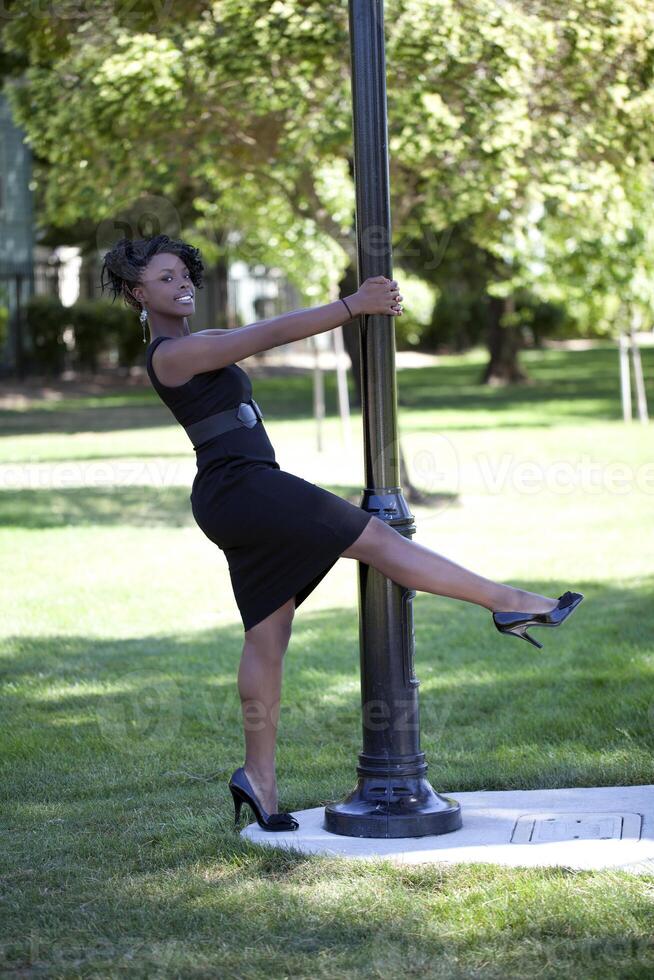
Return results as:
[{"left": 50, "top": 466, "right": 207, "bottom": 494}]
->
[{"left": 362, "top": 276, "right": 404, "bottom": 313}]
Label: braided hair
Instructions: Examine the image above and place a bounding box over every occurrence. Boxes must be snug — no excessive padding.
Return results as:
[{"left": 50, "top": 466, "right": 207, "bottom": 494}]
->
[{"left": 100, "top": 234, "right": 204, "bottom": 312}]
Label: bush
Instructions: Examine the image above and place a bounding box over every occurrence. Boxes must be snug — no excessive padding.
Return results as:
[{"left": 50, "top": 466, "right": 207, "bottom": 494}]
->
[
  {"left": 69, "top": 300, "right": 103, "bottom": 371},
  {"left": 25, "top": 294, "right": 69, "bottom": 376},
  {"left": 0, "top": 286, "right": 9, "bottom": 358},
  {"left": 425, "top": 287, "right": 488, "bottom": 352},
  {"left": 423, "top": 287, "right": 567, "bottom": 353},
  {"left": 391, "top": 269, "right": 437, "bottom": 351},
  {"left": 393, "top": 308, "right": 429, "bottom": 350},
  {"left": 72, "top": 299, "right": 144, "bottom": 371},
  {"left": 105, "top": 300, "right": 147, "bottom": 368}
]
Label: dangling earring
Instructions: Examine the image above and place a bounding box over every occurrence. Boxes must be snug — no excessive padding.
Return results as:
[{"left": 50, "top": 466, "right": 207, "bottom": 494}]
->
[{"left": 140, "top": 305, "right": 148, "bottom": 343}]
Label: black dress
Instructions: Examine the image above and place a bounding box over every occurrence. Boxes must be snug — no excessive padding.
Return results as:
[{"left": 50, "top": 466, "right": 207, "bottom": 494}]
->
[{"left": 145, "top": 336, "right": 373, "bottom": 631}]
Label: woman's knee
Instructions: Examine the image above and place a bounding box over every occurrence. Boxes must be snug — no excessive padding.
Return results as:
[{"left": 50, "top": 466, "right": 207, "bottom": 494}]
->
[
  {"left": 341, "top": 515, "right": 398, "bottom": 564},
  {"left": 244, "top": 597, "right": 295, "bottom": 651}
]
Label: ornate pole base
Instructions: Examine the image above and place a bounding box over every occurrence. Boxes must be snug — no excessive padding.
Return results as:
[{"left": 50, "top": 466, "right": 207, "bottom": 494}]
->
[{"left": 324, "top": 754, "right": 462, "bottom": 838}]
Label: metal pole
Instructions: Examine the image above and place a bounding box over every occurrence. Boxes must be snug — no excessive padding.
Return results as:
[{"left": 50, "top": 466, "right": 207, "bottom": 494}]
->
[{"left": 323, "top": 0, "right": 461, "bottom": 838}]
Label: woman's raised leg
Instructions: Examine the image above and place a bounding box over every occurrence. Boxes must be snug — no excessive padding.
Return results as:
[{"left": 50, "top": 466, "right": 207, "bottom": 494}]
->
[
  {"left": 237, "top": 597, "right": 295, "bottom": 815},
  {"left": 341, "top": 516, "right": 559, "bottom": 615}
]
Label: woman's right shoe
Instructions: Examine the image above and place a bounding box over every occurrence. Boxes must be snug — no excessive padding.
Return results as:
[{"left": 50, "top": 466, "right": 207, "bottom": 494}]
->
[
  {"left": 492, "top": 591, "right": 584, "bottom": 649},
  {"left": 228, "top": 766, "right": 299, "bottom": 832}
]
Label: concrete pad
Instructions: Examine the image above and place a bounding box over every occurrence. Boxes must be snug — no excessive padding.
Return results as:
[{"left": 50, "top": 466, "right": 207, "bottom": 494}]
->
[{"left": 240, "top": 784, "right": 654, "bottom": 875}]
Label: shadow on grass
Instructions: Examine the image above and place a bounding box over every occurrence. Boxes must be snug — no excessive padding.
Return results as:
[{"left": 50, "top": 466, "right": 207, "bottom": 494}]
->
[
  {"left": 2, "top": 579, "right": 652, "bottom": 797},
  {"left": 396, "top": 345, "right": 654, "bottom": 426},
  {"left": 0, "top": 483, "right": 387, "bottom": 529},
  {"left": 0, "top": 485, "right": 197, "bottom": 529},
  {"left": 4, "top": 833, "right": 652, "bottom": 980},
  {"left": 0, "top": 402, "right": 170, "bottom": 438},
  {"left": 2, "top": 581, "right": 654, "bottom": 974}
]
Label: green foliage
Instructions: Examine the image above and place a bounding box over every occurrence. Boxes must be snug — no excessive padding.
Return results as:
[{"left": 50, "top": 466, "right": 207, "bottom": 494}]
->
[
  {"left": 109, "top": 301, "right": 148, "bottom": 369},
  {"left": 391, "top": 268, "right": 437, "bottom": 349},
  {"left": 3, "top": 0, "right": 654, "bottom": 340},
  {"left": 24, "top": 294, "right": 69, "bottom": 375},
  {"left": 428, "top": 287, "right": 489, "bottom": 352},
  {"left": 68, "top": 300, "right": 107, "bottom": 373},
  {"left": 70, "top": 298, "right": 139, "bottom": 372}
]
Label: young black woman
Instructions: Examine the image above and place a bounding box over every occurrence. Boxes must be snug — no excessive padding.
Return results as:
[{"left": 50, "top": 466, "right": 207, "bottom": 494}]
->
[{"left": 100, "top": 234, "right": 583, "bottom": 832}]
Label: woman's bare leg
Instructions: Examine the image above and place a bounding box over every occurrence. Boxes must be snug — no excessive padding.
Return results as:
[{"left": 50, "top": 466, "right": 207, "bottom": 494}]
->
[
  {"left": 237, "top": 597, "right": 295, "bottom": 814},
  {"left": 341, "top": 517, "right": 559, "bottom": 614}
]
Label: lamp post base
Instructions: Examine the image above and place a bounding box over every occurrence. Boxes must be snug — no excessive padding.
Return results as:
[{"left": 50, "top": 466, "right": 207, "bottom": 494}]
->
[{"left": 323, "top": 772, "right": 463, "bottom": 839}]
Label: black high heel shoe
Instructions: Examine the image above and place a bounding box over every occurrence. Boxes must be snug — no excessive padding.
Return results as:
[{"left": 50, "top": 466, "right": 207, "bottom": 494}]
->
[
  {"left": 228, "top": 767, "right": 299, "bottom": 832},
  {"left": 492, "top": 591, "right": 584, "bottom": 649}
]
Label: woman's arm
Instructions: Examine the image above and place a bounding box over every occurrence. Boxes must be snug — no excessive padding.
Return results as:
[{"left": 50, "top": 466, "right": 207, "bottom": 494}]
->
[{"left": 154, "top": 277, "right": 402, "bottom": 381}]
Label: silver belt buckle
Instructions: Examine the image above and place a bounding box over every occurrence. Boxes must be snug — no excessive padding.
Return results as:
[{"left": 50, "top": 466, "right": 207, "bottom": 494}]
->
[{"left": 236, "top": 402, "right": 258, "bottom": 429}]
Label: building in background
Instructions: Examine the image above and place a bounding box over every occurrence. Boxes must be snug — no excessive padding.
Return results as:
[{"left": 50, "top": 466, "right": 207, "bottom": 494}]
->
[{"left": 0, "top": 90, "right": 36, "bottom": 377}]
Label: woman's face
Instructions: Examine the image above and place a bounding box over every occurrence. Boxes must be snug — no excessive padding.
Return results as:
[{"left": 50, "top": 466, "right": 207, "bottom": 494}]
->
[{"left": 130, "top": 252, "right": 195, "bottom": 318}]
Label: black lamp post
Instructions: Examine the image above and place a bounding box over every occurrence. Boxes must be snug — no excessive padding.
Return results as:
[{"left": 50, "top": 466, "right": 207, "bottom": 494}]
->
[{"left": 323, "top": 0, "right": 462, "bottom": 838}]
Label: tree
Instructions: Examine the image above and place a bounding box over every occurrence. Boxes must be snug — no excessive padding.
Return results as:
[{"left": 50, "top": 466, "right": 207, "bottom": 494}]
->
[{"left": 3, "top": 0, "right": 654, "bottom": 387}]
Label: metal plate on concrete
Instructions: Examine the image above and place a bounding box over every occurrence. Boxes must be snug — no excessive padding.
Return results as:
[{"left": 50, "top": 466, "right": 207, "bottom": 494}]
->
[{"left": 511, "top": 812, "right": 642, "bottom": 844}]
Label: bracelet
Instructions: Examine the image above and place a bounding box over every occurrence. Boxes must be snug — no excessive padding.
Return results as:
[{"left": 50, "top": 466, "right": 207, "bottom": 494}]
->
[{"left": 340, "top": 297, "right": 354, "bottom": 319}]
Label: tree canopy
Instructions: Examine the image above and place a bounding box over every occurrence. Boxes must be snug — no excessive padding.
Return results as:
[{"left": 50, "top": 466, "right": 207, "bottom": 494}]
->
[{"left": 2, "top": 0, "right": 654, "bottom": 338}]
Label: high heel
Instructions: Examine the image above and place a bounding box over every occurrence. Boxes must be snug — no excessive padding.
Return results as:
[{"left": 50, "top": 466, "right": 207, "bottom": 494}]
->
[
  {"left": 228, "top": 766, "right": 299, "bottom": 832},
  {"left": 229, "top": 786, "right": 243, "bottom": 823},
  {"left": 492, "top": 591, "right": 584, "bottom": 649}
]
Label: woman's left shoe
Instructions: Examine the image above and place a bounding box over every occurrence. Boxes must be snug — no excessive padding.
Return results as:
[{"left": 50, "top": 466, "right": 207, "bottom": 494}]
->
[
  {"left": 228, "top": 766, "right": 299, "bottom": 832},
  {"left": 492, "top": 591, "right": 584, "bottom": 649}
]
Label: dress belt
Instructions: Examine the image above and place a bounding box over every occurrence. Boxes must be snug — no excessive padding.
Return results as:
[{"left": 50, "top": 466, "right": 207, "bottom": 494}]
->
[{"left": 184, "top": 398, "right": 264, "bottom": 449}]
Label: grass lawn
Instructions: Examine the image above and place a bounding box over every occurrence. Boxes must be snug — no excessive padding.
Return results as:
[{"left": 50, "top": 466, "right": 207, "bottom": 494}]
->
[{"left": 1, "top": 341, "right": 654, "bottom": 977}]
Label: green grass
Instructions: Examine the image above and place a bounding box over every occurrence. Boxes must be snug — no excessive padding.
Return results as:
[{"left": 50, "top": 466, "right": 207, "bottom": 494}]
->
[{"left": 1, "top": 341, "right": 654, "bottom": 977}]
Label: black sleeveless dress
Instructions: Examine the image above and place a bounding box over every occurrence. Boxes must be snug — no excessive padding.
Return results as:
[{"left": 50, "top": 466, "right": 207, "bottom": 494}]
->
[{"left": 145, "top": 336, "right": 373, "bottom": 631}]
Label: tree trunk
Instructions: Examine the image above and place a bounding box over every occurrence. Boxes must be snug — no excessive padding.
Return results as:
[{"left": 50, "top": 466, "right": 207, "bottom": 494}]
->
[
  {"left": 481, "top": 295, "right": 529, "bottom": 385},
  {"left": 399, "top": 442, "right": 438, "bottom": 505},
  {"left": 629, "top": 308, "right": 649, "bottom": 423}
]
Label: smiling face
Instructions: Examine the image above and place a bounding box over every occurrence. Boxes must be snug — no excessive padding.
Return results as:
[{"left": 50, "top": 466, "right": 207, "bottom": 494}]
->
[{"left": 130, "top": 251, "right": 196, "bottom": 318}]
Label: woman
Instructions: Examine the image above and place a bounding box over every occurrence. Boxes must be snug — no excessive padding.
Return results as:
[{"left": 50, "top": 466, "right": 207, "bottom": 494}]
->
[{"left": 100, "top": 234, "right": 583, "bottom": 833}]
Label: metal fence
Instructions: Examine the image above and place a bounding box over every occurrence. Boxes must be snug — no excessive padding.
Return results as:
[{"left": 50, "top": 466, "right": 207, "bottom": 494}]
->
[
  {"left": 0, "top": 258, "right": 64, "bottom": 378},
  {"left": 0, "top": 252, "right": 303, "bottom": 379}
]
